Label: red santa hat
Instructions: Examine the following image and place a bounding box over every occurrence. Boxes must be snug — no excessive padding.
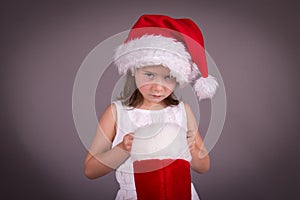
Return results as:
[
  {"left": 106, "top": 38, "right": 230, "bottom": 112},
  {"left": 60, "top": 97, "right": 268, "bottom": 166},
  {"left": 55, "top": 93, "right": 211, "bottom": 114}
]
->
[{"left": 113, "top": 14, "right": 218, "bottom": 100}]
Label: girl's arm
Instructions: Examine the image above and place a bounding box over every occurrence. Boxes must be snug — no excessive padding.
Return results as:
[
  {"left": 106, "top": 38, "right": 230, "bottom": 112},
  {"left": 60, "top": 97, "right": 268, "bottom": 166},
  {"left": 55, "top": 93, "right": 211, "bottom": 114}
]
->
[
  {"left": 84, "top": 104, "right": 133, "bottom": 179},
  {"left": 184, "top": 103, "right": 210, "bottom": 173}
]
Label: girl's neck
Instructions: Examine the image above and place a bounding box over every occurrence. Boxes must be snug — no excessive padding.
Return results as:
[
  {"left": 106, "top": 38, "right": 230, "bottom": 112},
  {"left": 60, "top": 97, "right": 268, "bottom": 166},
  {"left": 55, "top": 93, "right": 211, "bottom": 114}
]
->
[{"left": 136, "top": 101, "right": 167, "bottom": 110}]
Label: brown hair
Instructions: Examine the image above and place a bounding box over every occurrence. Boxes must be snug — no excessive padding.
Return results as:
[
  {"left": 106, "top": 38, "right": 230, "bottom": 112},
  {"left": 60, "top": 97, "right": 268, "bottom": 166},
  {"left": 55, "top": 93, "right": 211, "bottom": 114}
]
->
[{"left": 118, "top": 71, "right": 179, "bottom": 108}]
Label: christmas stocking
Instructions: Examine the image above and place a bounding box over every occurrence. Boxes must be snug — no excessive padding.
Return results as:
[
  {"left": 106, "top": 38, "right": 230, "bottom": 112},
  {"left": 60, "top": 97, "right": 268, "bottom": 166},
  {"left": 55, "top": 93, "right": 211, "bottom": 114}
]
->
[{"left": 131, "top": 123, "right": 192, "bottom": 200}]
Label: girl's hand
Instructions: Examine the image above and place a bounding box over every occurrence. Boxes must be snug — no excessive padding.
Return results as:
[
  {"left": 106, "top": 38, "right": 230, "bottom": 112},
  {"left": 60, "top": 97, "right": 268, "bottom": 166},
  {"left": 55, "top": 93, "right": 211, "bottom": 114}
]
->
[
  {"left": 122, "top": 133, "right": 134, "bottom": 152},
  {"left": 187, "top": 130, "right": 198, "bottom": 154},
  {"left": 187, "top": 130, "right": 208, "bottom": 159}
]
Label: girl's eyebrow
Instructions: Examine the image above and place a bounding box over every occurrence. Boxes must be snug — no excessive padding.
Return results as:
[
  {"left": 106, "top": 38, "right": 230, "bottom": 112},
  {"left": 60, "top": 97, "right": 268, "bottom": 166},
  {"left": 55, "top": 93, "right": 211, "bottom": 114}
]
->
[
  {"left": 141, "top": 69, "right": 157, "bottom": 74},
  {"left": 141, "top": 69, "right": 170, "bottom": 76}
]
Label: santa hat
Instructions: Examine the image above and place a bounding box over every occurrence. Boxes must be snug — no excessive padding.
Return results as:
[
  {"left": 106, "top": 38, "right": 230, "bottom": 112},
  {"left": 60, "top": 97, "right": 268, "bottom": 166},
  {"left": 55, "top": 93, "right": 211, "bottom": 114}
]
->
[{"left": 113, "top": 14, "right": 218, "bottom": 100}]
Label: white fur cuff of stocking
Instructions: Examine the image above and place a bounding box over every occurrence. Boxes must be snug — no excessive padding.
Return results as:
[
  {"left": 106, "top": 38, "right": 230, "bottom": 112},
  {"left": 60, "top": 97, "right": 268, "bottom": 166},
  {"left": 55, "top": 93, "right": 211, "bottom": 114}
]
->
[{"left": 131, "top": 123, "right": 191, "bottom": 162}]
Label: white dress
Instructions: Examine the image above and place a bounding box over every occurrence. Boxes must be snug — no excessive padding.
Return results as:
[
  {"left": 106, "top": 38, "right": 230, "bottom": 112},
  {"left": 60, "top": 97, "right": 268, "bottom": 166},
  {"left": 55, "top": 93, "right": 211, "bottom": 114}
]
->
[{"left": 112, "top": 100, "right": 200, "bottom": 200}]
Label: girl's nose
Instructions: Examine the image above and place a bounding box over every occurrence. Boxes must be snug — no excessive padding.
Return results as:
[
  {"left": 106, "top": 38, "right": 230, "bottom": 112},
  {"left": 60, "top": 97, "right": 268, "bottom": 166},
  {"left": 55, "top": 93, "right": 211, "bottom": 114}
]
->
[{"left": 151, "top": 83, "right": 164, "bottom": 92}]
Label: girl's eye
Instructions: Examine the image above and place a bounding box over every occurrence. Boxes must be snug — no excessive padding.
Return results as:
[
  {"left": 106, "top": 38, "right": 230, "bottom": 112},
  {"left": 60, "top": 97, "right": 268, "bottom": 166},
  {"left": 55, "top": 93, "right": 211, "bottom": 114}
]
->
[
  {"left": 145, "top": 73, "right": 154, "bottom": 79},
  {"left": 165, "top": 75, "right": 175, "bottom": 81}
]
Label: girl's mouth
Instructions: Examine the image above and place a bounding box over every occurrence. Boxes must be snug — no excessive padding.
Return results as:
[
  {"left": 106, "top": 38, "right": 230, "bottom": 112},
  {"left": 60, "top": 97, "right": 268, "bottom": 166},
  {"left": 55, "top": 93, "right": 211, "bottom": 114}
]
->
[{"left": 151, "top": 94, "right": 162, "bottom": 98}]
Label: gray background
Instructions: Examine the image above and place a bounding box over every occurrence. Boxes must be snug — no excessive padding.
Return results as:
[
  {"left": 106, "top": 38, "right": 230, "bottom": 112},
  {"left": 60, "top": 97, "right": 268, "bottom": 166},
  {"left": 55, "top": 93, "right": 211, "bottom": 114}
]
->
[{"left": 1, "top": 0, "right": 299, "bottom": 199}]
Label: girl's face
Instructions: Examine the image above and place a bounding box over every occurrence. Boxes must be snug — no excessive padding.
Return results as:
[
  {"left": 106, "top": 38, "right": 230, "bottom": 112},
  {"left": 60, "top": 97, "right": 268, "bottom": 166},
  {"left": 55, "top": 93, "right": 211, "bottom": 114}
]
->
[{"left": 134, "top": 65, "right": 177, "bottom": 106}]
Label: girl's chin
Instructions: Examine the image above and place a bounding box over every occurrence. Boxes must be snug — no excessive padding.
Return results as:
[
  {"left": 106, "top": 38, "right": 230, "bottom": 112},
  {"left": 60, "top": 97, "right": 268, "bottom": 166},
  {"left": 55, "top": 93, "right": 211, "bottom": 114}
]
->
[
  {"left": 143, "top": 98, "right": 165, "bottom": 106},
  {"left": 148, "top": 96, "right": 164, "bottom": 103}
]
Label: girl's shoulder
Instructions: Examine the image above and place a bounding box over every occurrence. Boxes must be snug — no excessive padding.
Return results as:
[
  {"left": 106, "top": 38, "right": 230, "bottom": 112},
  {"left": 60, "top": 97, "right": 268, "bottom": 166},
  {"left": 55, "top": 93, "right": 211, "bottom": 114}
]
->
[
  {"left": 174, "top": 101, "right": 190, "bottom": 111},
  {"left": 173, "top": 101, "right": 195, "bottom": 120},
  {"left": 182, "top": 101, "right": 191, "bottom": 110},
  {"left": 181, "top": 102, "right": 197, "bottom": 123},
  {"left": 101, "top": 103, "right": 117, "bottom": 122}
]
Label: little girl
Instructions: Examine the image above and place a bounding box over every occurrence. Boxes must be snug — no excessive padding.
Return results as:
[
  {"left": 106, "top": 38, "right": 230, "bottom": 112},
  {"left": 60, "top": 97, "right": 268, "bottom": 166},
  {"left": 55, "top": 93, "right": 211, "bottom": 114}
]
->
[{"left": 84, "top": 14, "right": 218, "bottom": 200}]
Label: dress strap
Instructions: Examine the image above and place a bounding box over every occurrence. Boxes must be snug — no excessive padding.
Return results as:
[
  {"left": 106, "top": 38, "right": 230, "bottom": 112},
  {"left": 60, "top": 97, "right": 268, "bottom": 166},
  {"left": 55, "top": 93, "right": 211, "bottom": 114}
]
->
[{"left": 179, "top": 102, "right": 188, "bottom": 131}]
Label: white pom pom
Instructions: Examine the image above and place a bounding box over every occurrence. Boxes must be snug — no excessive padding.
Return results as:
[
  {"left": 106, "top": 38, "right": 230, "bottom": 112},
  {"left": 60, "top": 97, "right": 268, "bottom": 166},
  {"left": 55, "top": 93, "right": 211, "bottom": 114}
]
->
[{"left": 193, "top": 75, "right": 218, "bottom": 100}]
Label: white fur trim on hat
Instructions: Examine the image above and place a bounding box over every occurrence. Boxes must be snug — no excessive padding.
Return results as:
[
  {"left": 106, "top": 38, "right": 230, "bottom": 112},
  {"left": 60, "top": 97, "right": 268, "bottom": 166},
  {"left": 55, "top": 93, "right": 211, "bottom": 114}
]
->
[
  {"left": 193, "top": 75, "right": 218, "bottom": 100},
  {"left": 114, "top": 35, "right": 196, "bottom": 86}
]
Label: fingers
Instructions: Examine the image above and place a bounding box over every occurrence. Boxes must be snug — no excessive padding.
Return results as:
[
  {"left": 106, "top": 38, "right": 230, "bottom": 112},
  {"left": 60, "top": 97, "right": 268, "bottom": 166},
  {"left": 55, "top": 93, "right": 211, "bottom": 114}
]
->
[
  {"left": 123, "top": 133, "right": 134, "bottom": 152},
  {"left": 198, "top": 147, "right": 208, "bottom": 159},
  {"left": 186, "top": 130, "right": 196, "bottom": 146},
  {"left": 187, "top": 130, "right": 198, "bottom": 154},
  {"left": 186, "top": 130, "right": 196, "bottom": 138}
]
